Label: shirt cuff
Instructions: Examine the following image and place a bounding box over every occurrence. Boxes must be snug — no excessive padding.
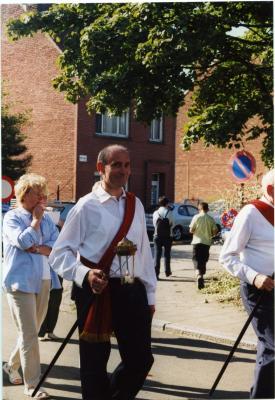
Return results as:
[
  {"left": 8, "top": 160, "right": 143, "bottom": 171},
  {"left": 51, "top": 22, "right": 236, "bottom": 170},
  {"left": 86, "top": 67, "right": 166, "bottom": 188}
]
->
[
  {"left": 246, "top": 268, "right": 259, "bottom": 285},
  {"left": 74, "top": 262, "right": 91, "bottom": 288},
  {"left": 147, "top": 292, "right": 155, "bottom": 305}
]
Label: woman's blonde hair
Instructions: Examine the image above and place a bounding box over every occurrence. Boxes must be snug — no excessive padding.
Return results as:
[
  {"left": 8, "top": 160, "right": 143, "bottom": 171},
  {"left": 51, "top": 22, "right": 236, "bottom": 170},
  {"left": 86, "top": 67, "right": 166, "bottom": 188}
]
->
[{"left": 14, "top": 173, "right": 48, "bottom": 205}]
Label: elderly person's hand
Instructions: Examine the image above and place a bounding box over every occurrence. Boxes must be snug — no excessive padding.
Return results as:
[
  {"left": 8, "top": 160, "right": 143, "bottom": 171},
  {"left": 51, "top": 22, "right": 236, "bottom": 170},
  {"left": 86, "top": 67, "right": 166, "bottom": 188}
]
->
[{"left": 254, "top": 274, "right": 275, "bottom": 291}]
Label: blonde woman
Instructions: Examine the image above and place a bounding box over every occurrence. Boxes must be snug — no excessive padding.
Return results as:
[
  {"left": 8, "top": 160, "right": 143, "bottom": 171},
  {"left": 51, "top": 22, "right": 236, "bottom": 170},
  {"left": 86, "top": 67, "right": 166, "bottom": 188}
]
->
[{"left": 2, "top": 173, "right": 60, "bottom": 399}]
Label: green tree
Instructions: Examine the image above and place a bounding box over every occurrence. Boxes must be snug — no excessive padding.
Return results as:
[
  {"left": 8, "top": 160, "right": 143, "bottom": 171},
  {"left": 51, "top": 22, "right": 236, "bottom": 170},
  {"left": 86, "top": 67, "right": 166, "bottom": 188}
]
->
[
  {"left": 6, "top": 2, "right": 273, "bottom": 166},
  {"left": 2, "top": 98, "right": 32, "bottom": 180}
]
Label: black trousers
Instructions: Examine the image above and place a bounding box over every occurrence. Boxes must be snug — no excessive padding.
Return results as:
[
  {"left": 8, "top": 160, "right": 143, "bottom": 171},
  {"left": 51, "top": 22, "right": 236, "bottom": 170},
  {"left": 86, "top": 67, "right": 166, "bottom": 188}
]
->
[
  {"left": 192, "top": 243, "right": 210, "bottom": 275},
  {"left": 153, "top": 236, "right": 173, "bottom": 276},
  {"left": 74, "top": 278, "right": 154, "bottom": 400},
  {"left": 39, "top": 276, "right": 63, "bottom": 336},
  {"left": 241, "top": 283, "right": 274, "bottom": 399}
]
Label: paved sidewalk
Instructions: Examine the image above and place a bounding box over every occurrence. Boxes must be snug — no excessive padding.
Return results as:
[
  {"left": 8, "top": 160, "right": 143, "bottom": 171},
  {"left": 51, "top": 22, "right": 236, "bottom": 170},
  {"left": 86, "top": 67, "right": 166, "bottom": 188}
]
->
[
  {"left": 150, "top": 243, "right": 256, "bottom": 349},
  {"left": 60, "top": 242, "right": 256, "bottom": 349}
]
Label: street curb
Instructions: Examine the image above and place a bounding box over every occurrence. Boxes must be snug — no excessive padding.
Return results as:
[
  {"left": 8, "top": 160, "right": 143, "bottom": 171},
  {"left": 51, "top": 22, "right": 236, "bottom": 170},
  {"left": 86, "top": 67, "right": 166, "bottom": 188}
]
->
[{"left": 152, "top": 319, "right": 257, "bottom": 350}]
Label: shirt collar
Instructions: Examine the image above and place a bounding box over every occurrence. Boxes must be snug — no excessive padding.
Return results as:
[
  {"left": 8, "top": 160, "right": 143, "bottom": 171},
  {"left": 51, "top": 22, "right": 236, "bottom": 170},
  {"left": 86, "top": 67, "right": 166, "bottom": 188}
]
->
[
  {"left": 18, "top": 206, "right": 32, "bottom": 216},
  {"left": 94, "top": 182, "right": 126, "bottom": 203}
]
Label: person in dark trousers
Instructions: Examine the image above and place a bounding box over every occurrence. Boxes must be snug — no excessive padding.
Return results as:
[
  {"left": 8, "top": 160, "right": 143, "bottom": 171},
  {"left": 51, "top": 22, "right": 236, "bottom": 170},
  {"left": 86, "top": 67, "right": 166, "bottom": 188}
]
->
[
  {"left": 189, "top": 202, "right": 217, "bottom": 289},
  {"left": 39, "top": 222, "right": 64, "bottom": 341},
  {"left": 38, "top": 275, "right": 63, "bottom": 341},
  {"left": 49, "top": 144, "right": 156, "bottom": 400},
  {"left": 152, "top": 196, "right": 173, "bottom": 280},
  {"left": 220, "top": 169, "right": 274, "bottom": 399}
]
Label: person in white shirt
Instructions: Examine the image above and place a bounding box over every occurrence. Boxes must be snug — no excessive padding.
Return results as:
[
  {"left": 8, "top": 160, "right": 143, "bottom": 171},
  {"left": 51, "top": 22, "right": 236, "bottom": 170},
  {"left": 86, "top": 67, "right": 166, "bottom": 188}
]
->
[
  {"left": 49, "top": 144, "right": 156, "bottom": 400},
  {"left": 219, "top": 169, "right": 274, "bottom": 399},
  {"left": 152, "top": 196, "right": 174, "bottom": 279}
]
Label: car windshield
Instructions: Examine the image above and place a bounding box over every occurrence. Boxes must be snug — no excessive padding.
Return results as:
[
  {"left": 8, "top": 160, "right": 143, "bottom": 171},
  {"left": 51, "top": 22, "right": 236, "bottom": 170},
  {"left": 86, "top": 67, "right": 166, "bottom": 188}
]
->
[{"left": 186, "top": 206, "right": 198, "bottom": 216}]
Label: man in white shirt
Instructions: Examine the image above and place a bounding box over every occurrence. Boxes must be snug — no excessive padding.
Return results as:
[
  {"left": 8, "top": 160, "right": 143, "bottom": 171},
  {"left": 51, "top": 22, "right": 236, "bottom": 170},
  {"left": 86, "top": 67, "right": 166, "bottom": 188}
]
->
[
  {"left": 219, "top": 169, "right": 274, "bottom": 399},
  {"left": 152, "top": 196, "right": 174, "bottom": 279},
  {"left": 49, "top": 145, "right": 156, "bottom": 400}
]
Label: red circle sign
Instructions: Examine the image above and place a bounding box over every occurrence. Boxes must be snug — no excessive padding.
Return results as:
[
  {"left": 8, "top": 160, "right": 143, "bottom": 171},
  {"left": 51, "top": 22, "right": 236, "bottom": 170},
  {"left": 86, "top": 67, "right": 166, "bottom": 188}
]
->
[{"left": 2, "top": 176, "right": 14, "bottom": 202}]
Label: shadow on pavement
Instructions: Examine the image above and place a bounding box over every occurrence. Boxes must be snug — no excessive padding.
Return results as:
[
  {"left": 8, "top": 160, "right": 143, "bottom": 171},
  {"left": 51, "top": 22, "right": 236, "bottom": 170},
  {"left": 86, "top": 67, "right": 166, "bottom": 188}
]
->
[{"left": 140, "top": 380, "right": 249, "bottom": 399}]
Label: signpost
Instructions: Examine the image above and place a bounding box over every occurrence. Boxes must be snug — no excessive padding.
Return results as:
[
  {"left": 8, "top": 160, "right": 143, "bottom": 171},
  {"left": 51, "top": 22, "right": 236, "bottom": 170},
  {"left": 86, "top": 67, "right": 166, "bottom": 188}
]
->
[
  {"left": 229, "top": 150, "right": 256, "bottom": 182},
  {"left": 2, "top": 176, "right": 14, "bottom": 203}
]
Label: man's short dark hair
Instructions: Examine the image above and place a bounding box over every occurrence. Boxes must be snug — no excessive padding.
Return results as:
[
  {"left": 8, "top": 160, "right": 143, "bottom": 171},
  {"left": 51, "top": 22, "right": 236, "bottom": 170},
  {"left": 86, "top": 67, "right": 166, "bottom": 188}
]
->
[
  {"left": 158, "top": 196, "right": 169, "bottom": 207},
  {"left": 199, "top": 202, "right": 209, "bottom": 212},
  {"left": 97, "top": 145, "right": 129, "bottom": 165}
]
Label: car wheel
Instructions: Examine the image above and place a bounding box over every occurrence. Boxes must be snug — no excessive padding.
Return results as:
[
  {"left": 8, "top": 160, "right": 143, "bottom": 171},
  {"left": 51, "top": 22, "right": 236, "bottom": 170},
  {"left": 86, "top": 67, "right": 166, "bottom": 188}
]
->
[{"left": 173, "top": 226, "right": 183, "bottom": 241}]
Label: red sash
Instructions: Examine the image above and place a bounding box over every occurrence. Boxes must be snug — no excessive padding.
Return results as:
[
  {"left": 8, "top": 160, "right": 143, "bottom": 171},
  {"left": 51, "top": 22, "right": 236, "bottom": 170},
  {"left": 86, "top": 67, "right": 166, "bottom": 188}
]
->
[
  {"left": 250, "top": 199, "right": 274, "bottom": 227},
  {"left": 80, "top": 191, "right": 136, "bottom": 342}
]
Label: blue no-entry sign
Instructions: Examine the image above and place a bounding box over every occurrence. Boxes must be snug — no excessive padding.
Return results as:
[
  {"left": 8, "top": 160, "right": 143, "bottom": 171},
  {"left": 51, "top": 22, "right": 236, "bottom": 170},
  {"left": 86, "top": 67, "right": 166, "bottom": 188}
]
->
[{"left": 230, "top": 150, "right": 256, "bottom": 182}]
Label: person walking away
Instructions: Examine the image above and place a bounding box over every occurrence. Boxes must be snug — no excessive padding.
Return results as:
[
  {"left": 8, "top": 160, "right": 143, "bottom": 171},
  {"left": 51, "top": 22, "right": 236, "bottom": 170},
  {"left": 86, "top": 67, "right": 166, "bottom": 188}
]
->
[
  {"left": 189, "top": 202, "right": 218, "bottom": 289},
  {"left": 49, "top": 144, "right": 156, "bottom": 400},
  {"left": 2, "top": 173, "right": 60, "bottom": 399},
  {"left": 219, "top": 169, "right": 274, "bottom": 399},
  {"left": 153, "top": 196, "right": 173, "bottom": 279}
]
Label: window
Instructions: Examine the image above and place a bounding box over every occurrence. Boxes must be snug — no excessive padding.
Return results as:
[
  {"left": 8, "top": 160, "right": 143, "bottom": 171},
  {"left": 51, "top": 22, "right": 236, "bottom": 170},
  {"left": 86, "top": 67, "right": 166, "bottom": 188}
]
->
[
  {"left": 149, "top": 117, "right": 163, "bottom": 142},
  {"left": 177, "top": 206, "right": 188, "bottom": 216},
  {"left": 186, "top": 206, "right": 198, "bottom": 217},
  {"left": 96, "top": 112, "right": 129, "bottom": 137}
]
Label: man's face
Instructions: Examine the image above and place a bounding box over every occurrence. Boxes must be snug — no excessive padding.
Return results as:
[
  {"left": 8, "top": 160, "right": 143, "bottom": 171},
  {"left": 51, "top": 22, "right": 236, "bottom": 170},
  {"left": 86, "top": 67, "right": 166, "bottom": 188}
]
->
[{"left": 98, "top": 150, "right": 131, "bottom": 190}]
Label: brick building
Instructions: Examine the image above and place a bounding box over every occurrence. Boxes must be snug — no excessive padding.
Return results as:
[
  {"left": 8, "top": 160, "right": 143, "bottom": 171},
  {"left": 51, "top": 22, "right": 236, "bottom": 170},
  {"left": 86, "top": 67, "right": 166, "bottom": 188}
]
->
[
  {"left": 175, "top": 92, "right": 267, "bottom": 203},
  {"left": 2, "top": 4, "right": 176, "bottom": 209}
]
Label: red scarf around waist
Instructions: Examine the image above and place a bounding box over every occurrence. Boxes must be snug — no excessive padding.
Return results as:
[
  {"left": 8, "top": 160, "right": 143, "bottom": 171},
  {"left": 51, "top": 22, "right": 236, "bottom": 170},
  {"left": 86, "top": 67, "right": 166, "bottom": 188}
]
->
[
  {"left": 80, "top": 191, "right": 136, "bottom": 343},
  {"left": 250, "top": 199, "right": 274, "bottom": 226}
]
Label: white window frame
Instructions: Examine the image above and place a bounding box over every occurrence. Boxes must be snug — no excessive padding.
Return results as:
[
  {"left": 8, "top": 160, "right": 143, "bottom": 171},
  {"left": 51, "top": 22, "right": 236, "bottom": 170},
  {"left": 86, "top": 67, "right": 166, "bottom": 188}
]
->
[
  {"left": 96, "top": 111, "right": 129, "bottom": 138},
  {"left": 149, "top": 116, "right": 163, "bottom": 142}
]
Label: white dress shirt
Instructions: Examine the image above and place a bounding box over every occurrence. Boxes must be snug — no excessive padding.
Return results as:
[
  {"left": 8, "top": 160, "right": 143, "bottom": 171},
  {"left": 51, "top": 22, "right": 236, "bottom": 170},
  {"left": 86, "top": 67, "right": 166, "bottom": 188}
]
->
[
  {"left": 49, "top": 185, "right": 156, "bottom": 305},
  {"left": 219, "top": 196, "right": 274, "bottom": 284}
]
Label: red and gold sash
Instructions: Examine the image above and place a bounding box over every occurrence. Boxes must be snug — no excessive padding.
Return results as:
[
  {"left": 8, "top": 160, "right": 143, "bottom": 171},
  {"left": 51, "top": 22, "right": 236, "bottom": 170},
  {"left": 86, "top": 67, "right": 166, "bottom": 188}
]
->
[
  {"left": 250, "top": 199, "right": 274, "bottom": 227},
  {"left": 80, "top": 191, "right": 136, "bottom": 342}
]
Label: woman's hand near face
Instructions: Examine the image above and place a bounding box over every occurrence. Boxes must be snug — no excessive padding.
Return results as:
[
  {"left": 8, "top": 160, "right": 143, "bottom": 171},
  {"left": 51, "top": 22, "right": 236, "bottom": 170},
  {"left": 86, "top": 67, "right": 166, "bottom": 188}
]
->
[{"left": 31, "top": 201, "right": 46, "bottom": 230}]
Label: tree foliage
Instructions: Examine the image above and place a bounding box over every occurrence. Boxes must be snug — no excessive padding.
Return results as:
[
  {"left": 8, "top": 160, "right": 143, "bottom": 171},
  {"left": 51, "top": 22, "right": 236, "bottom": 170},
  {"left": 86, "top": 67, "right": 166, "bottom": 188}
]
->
[
  {"left": 6, "top": 2, "right": 273, "bottom": 166},
  {"left": 2, "top": 96, "right": 32, "bottom": 180}
]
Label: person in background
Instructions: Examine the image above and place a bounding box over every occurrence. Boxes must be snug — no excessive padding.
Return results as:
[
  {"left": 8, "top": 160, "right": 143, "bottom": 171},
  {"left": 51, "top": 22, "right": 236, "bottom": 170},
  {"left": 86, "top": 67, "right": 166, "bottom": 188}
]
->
[
  {"left": 152, "top": 196, "right": 173, "bottom": 280},
  {"left": 38, "top": 214, "right": 64, "bottom": 341},
  {"left": 39, "top": 202, "right": 76, "bottom": 341},
  {"left": 38, "top": 275, "right": 63, "bottom": 341},
  {"left": 219, "top": 169, "right": 274, "bottom": 399},
  {"left": 49, "top": 144, "right": 156, "bottom": 400},
  {"left": 189, "top": 202, "right": 218, "bottom": 289},
  {"left": 2, "top": 173, "right": 60, "bottom": 399}
]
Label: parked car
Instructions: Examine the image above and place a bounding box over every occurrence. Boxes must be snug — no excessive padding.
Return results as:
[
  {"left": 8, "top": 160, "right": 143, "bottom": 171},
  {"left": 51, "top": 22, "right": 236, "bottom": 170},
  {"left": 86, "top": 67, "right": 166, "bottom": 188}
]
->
[
  {"left": 146, "top": 203, "right": 222, "bottom": 242},
  {"left": 169, "top": 203, "right": 200, "bottom": 241}
]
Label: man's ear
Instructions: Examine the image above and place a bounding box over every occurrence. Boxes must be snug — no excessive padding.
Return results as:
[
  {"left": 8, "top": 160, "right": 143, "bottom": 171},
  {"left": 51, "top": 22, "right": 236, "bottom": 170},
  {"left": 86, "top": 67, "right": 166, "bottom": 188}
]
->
[{"left": 96, "top": 161, "right": 105, "bottom": 175}]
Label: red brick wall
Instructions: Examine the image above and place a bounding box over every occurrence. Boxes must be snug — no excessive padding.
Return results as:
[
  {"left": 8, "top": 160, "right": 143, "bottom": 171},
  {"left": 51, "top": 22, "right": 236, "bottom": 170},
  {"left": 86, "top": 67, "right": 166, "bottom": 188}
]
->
[
  {"left": 175, "top": 92, "right": 267, "bottom": 203},
  {"left": 2, "top": 5, "right": 77, "bottom": 201},
  {"left": 75, "top": 99, "right": 176, "bottom": 207}
]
